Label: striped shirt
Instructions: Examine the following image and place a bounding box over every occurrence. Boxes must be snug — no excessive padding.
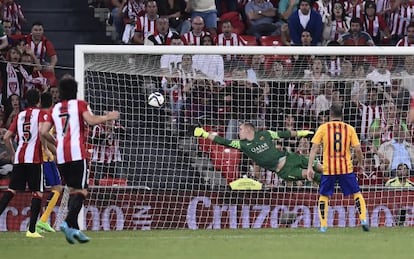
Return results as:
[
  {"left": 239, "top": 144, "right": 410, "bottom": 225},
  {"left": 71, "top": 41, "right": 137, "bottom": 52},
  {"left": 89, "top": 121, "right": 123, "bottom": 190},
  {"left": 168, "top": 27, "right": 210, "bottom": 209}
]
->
[
  {"left": 8, "top": 107, "right": 44, "bottom": 164},
  {"left": 311, "top": 120, "right": 360, "bottom": 175},
  {"left": 46, "top": 99, "right": 89, "bottom": 164}
]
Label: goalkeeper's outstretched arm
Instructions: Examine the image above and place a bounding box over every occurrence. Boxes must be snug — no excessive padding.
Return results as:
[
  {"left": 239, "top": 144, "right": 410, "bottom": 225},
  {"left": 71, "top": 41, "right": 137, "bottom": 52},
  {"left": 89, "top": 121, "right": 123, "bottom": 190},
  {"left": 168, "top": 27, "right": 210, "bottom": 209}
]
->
[{"left": 193, "top": 127, "right": 241, "bottom": 149}]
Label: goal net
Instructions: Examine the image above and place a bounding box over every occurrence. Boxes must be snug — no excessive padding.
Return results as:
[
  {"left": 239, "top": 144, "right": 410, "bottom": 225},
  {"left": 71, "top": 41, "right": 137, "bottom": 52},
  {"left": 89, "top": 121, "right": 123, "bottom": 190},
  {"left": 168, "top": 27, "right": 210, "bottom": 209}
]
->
[{"left": 1, "top": 45, "right": 414, "bottom": 231}]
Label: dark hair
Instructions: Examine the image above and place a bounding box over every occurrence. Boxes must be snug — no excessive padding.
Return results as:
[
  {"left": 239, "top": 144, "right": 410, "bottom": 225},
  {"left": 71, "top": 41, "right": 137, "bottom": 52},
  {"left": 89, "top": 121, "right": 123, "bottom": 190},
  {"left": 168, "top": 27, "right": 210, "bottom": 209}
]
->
[
  {"left": 41, "top": 92, "right": 53, "bottom": 109},
  {"left": 58, "top": 78, "right": 78, "bottom": 101},
  {"left": 31, "top": 21, "right": 44, "bottom": 28},
  {"left": 200, "top": 34, "right": 213, "bottom": 45},
  {"left": 26, "top": 89, "right": 40, "bottom": 107},
  {"left": 350, "top": 17, "right": 362, "bottom": 26},
  {"left": 330, "top": 103, "right": 343, "bottom": 117},
  {"left": 332, "top": 1, "right": 346, "bottom": 21}
]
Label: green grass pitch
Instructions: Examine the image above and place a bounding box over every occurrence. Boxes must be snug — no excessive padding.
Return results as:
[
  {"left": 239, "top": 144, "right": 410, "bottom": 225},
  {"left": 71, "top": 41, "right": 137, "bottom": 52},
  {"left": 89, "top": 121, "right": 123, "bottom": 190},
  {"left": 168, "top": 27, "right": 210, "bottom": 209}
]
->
[{"left": 0, "top": 228, "right": 412, "bottom": 259}]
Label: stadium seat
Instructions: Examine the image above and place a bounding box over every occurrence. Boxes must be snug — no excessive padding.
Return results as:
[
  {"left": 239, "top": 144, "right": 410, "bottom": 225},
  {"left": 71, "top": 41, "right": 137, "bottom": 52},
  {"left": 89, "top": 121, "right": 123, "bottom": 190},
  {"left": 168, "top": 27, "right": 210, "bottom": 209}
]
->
[
  {"left": 98, "top": 177, "right": 127, "bottom": 186},
  {"left": 240, "top": 35, "right": 257, "bottom": 46},
  {"left": 209, "top": 145, "right": 241, "bottom": 184},
  {"left": 259, "top": 35, "right": 282, "bottom": 46}
]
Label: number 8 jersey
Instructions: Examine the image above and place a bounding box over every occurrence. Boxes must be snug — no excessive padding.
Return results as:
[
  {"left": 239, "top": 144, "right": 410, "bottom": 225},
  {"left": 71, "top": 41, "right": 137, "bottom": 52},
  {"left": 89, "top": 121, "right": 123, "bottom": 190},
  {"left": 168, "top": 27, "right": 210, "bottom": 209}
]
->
[{"left": 46, "top": 99, "right": 89, "bottom": 164}]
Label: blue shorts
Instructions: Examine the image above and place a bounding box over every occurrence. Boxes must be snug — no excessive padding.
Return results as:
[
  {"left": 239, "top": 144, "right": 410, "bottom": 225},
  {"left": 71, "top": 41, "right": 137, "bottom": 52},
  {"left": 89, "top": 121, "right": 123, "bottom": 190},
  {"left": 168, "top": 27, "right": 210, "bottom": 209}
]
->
[
  {"left": 319, "top": 172, "right": 360, "bottom": 196},
  {"left": 43, "top": 161, "right": 61, "bottom": 186}
]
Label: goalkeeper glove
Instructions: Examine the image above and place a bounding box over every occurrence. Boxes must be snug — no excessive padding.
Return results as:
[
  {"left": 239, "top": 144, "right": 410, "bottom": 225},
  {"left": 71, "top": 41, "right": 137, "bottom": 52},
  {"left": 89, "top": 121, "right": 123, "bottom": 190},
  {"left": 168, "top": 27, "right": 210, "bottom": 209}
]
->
[
  {"left": 194, "top": 127, "right": 209, "bottom": 138},
  {"left": 297, "top": 130, "right": 314, "bottom": 137}
]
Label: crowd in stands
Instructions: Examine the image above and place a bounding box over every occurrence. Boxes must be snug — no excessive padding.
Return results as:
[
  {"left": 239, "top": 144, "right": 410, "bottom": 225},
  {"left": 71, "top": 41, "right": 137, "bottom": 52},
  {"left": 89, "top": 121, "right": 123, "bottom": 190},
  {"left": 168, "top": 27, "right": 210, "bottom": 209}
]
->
[
  {"left": 93, "top": 0, "right": 414, "bottom": 188},
  {"left": 0, "top": 0, "right": 61, "bottom": 185}
]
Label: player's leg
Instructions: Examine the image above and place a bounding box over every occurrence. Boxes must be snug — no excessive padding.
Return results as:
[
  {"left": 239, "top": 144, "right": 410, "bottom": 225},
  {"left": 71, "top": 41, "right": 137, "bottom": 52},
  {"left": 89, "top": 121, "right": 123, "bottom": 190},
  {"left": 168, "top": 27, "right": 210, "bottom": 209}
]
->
[
  {"left": 26, "top": 164, "right": 44, "bottom": 238},
  {"left": 338, "top": 173, "right": 369, "bottom": 232},
  {"left": 59, "top": 160, "right": 90, "bottom": 243},
  {"left": 0, "top": 165, "right": 25, "bottom": 215},
  {"left": 277, "top": 153, "right": 307, "bottom": 181},
  {"left": 37, "top": 161, "right": 62, "bottom": 232},
  {"left": 318, "top": 175, "right": 336, "bottom": 232}
]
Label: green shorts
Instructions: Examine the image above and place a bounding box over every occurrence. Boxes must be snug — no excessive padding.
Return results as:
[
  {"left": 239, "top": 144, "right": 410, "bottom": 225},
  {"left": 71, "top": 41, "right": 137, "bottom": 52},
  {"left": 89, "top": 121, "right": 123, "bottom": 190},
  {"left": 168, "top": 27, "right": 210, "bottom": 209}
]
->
[{"left": 277, "top": 153, "right": 317, "bottom": 181}]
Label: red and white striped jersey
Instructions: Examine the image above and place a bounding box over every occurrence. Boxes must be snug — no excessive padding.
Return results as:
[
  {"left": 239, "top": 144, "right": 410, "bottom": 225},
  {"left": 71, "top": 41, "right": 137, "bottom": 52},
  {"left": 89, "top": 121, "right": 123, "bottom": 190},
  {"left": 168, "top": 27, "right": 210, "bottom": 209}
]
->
[
  {"left": 389, "top": 3, "right": 414, "bottom": 37},
  {"left": 135, "top": 14, "right": 157, "bottom": 39},
  {"left": 182, "top": 31, "right": 208, "bottom": 45},
  {"left": 362, "top": 15, "right": 387, "bottom": 38},
  {"left": 396, "top": 36, "right": 414, "bottom": 46},
  {"left": 215, "top": 33, "right": 245, "bottom": 46},
  {"left": 8, "top": 107, "right": 44, "bottom": 164},
  {"left": 344, "top": 0, "right": 363, "bottom": 19},
  {"left": 358, "top": 103, "right": 383, "bottom": 142},
  {"left": 47, "top": 99, "right": 89, "bottom": 164}
]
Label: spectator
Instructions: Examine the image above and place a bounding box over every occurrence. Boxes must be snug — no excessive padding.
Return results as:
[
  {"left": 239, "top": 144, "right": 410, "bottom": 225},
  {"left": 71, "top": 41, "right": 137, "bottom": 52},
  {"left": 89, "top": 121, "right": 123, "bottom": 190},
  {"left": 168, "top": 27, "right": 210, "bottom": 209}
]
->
[
  {"left": 215, "top": 20, "right": 245, "bottom": 66},
  {"left": 121, "top": 0, "right": 145, "bottom": 44},
  {"left": 313, "top": 81, "right": 341, "bottom": 117},
  {"left": 245, "top": 0, "right": 280, "bottom": 40},
  {"left": 344, "top": 0, "right": 363, "bottom": 19},
  {"left": 385, "top": 163, "right": 414, "bottom": 186},
  {"left": 0, "top": 47, "right": 34, "bottom": 105},
  {"left": 3, "top": 94, "right": 21, "bottom": 129},
  {"left": 396, "top": 22, "right": 414, "bottom": 46},
  {"left": 182, "top": 16, "right": 209, "bottom": 45},
  {"left": 185, "top": 0, "right": 217, "bottom": 38},
  {"left": 49, "top": 85, "right": 59, "bottom": 104},
  {"left": 366, "top": 56, "right": 392, "bottom": 90},
  {"left": 322, "top": 1, "right": 351, "bottom": 45},
  {"left": 304, "top": 57, "right": 331, "bottom": 94},
  {"left": 401, "top": 56, "right": 414, "bottom": 96},
  {"left": 357, "top": 152, "right": 384, "bottom": 186},
  {"left": 145, "top": 17, "right": 177, "bottom": 45},
  {"left": 362, "top": 1, "right": 390, "bottom": 46},
  {"left": 192, "top": 34, "right": 224, "bottom": 85},
  {"left": 338, "top": 17, "right": 375, "bottom": 46},
  {"left": 159, "top": 35, "right": 185, "bottom": 75},
  {"left": 369, "top": 101, "right": 409, "bottom": 148},
  {"left": 377, "top": 123, "right": 414, "bottom": 177},
  {"left": 156, "top": 0, "right": 190, "bottom": 35},
  {"left": 108, "top": 0, "right": 126, "bottom": 42},
  {"left": 289, "top": 80, "right": 316, "bottom": 129},
  {"left": 0, "top": 21, "right": 10, "bottom": 51},
  {"left": 288, "top": 0, "right": 323, "bottom": 46},
  {"left": 389, "top": 0, "right": 413, "bottom": 45},
  {"left": 224, "top": 67, "right": 267, "bottom": 139},
  {"left": 279, "top": 0, "right": 299, "bottom": 21},
  {"left": 132, "top": 0, "right": 158, "bottom": 45},
  {"left": 0, "top": 0, "right": 25, "bottom": 34}
]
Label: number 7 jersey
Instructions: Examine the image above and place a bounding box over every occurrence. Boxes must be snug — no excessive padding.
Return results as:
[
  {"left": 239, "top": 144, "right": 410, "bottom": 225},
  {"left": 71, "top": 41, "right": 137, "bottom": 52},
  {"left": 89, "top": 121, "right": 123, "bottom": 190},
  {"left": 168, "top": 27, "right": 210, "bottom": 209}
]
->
[{"left": 46, "top": 99, "right": 89, "bottom": 164}]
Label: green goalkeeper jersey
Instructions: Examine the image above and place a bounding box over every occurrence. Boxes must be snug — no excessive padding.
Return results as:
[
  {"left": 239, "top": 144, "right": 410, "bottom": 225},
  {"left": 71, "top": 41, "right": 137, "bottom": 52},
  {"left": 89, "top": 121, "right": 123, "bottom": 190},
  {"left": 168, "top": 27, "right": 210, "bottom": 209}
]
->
[{"left": 212, "top": 130, "right": 291, "bottom": 172}]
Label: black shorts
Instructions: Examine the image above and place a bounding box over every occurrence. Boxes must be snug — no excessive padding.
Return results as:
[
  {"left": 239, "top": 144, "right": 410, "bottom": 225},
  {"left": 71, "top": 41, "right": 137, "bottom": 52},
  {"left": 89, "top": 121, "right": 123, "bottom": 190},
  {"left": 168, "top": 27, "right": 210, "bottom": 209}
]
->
[
  {"left": 58, "top": 160, "right": 89, "bottom": 189},
  {"left": 9, "top": 163, "right": 43, "bottom": 192}
]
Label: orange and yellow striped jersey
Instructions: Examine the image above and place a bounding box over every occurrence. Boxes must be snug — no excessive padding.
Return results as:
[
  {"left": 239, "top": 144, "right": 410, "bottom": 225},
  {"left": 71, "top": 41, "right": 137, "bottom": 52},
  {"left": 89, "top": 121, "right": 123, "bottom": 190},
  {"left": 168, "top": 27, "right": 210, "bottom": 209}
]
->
[
  {"left": 311, "top": 121, "right": 360, "bottom": 175},
  {"left": 42, "top": 127, "right": 55, "bottom": 162}
]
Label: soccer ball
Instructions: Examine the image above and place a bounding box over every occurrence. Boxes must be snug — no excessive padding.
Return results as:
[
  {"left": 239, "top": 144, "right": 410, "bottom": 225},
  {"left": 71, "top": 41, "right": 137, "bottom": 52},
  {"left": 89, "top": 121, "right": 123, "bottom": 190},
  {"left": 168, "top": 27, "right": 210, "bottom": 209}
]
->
[{"left": 148, "top": 92, "right": 165, "bottom": 107}]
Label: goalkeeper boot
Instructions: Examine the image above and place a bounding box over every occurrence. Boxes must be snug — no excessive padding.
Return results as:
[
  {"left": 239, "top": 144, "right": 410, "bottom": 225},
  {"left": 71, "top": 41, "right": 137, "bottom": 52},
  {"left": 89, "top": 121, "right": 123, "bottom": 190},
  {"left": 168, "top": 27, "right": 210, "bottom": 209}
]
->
[
  {"left": 26, "top": 230, "right": 44, "bottom": 238},
  {"left": 319, "top": 227, "right": 327, "bottom": 233},
  {"left": 60, "top": 221, "right": 76, "bottom": 244},
  {"left": 361, "top": 220, "right": 369, "bottom": 232},
  {"left": 74, "top": 229, "right": 90, "bottom": 244},
  {"left": 36, "top": 221, "right": 56, "bottom": 233}
]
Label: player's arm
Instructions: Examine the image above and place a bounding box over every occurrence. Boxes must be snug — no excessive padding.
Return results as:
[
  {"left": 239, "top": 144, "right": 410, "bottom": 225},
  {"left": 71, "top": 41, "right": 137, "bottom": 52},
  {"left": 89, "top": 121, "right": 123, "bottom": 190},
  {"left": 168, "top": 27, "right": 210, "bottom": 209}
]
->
[
  {"left": 267, "top": 130, "right": 314, "bottom": 139},
  {"left": 3, "top": 130, "right": 15, "bottom": 161},
  {"left": 193, "top": 127, "right": 241, "bottom": 149},
  {"left": 40, "top": 121, "right": 55, "bottom": 144},
  {"left": 353, "top": 145, "right": 364, "bottom": 168},
  {"left": 307, "top": 143, "right": 320, "bottom": 181},
  {"left": 82, "top": 109, "right": 120, "bottom": 126}
]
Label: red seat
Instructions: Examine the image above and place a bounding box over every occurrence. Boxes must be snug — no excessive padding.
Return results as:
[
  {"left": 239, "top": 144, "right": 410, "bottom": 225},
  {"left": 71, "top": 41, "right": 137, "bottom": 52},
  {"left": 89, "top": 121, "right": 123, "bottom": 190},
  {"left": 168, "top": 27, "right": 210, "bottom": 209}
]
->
[
  {"left": 209, "top": 145, "right": 241, "bottom": 184},
  {"left": 98, "top": 178, "right": 127, "bottom": 186},
  {"left": 259, "top": 35, "right": 282, "bottom": 46},
  {"left": 240, "top": 35, "right": 257, "bottom": 46}
]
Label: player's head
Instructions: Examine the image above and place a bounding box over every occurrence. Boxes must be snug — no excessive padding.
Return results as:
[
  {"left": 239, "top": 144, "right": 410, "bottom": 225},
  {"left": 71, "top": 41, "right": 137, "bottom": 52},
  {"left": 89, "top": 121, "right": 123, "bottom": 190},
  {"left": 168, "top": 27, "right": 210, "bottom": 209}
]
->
[
  {"left": 41, "top": 91, "right": 53, "bottom": 109},
  {"left": 58, "top": 77, "right": 78, "bottom": 100},
  {"left": 239, "top": 122, "right": 255, "bottom": 140},
  {"left": 330, "top": 103, "right": 343, "bottom": 119},
  {"left": 26, "top": 89, "right": 40, "bottom": 107}
]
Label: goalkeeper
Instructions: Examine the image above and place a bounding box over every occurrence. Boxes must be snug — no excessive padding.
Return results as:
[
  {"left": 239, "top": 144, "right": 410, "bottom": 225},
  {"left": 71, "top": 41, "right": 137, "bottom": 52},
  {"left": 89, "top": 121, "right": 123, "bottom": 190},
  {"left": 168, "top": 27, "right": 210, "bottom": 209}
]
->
[{"left": 193, "top": 122, "right": 322, "bottom": 183}]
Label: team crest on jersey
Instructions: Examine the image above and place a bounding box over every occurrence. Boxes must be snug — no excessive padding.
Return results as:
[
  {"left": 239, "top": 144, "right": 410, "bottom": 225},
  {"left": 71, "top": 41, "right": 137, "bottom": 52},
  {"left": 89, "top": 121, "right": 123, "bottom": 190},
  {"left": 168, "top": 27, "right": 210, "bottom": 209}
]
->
[{"left": 260, "top": 136, "right": 264, "bottom": 141}]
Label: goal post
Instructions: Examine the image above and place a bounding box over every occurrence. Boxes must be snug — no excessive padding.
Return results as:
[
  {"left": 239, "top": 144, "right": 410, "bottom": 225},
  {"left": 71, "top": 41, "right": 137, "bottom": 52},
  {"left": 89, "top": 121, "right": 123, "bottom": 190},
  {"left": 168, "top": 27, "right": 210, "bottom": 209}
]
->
[{"left": 67, "top": 45, "right": 414, "bottom": 230}]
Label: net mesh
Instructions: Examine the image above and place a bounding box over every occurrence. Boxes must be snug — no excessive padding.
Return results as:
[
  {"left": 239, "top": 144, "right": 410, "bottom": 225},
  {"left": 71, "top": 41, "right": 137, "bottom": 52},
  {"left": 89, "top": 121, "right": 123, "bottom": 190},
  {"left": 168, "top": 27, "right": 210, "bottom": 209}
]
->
[{"left": 78, "top": 49, "right": 414, "bottom": 230}]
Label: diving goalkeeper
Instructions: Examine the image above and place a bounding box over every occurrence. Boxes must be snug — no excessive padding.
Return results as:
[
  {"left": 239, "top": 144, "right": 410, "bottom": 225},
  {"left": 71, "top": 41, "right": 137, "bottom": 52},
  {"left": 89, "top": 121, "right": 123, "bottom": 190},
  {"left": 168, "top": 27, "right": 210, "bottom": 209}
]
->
[{"left": 193, "top": 122, "right": 322, "bottom": 183}]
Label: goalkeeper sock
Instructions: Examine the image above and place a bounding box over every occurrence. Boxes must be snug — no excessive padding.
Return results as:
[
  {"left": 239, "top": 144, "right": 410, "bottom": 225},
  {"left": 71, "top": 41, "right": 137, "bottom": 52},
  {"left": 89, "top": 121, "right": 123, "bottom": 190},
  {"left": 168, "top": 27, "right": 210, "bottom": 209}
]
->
[
  {"left": 353, "top": 192, "right": 367, "bottom": 222},
  {"left": 40, "top": 190, "right": 60, "bottom": 223},
  {"left": 0, "top": 191, "right": 14, "bottom": 215},
  {"left": 29, "top": 195, "right": 42, "bottom": 233},
  {"left": 318, "top": 195, "right": 329, "bottom": 228},
  {"left": 66, "top": 193, "right": 85, "bottom": 229}
]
